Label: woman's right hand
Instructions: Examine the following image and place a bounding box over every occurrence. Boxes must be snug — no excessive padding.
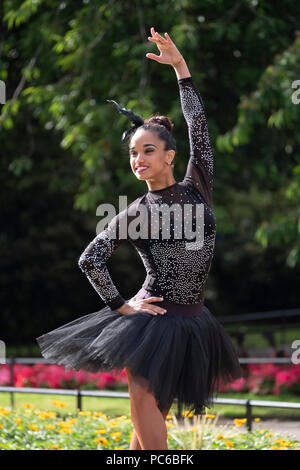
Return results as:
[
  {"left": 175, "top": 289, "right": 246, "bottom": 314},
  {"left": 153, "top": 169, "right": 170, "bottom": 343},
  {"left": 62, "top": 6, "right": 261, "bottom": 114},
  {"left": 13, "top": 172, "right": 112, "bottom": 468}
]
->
[
  {"left": 117, "top": 296, "right": 167, "bottom": 316},
  {"left": 146, "top": 27, "right": 183, "bottom": 67}
]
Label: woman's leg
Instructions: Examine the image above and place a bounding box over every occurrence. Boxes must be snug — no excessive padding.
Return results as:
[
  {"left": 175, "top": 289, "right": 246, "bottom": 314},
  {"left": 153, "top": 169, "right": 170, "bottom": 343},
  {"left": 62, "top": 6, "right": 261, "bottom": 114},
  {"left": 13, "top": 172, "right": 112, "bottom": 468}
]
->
[
  {"left": 129, "top": 399, "right": 174, "bottom": 450},
  {"left": 125, "top": 366, "right": 173, "bottom": 450}
]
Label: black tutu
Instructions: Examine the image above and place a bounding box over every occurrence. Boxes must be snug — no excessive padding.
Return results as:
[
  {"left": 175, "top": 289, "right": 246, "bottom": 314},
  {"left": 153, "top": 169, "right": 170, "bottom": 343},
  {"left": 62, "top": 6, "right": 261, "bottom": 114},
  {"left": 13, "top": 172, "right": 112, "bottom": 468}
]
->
[{"left": 36, "top": 287, "right": 242, "bottom": 417}]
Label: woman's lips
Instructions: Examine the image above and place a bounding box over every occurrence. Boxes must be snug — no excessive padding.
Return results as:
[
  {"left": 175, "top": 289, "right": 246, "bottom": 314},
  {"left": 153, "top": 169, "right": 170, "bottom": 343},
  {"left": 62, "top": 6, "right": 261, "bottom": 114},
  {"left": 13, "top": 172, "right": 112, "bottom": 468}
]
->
[{"left": 136, "top": 166, "right": 149, "bottom": 173}]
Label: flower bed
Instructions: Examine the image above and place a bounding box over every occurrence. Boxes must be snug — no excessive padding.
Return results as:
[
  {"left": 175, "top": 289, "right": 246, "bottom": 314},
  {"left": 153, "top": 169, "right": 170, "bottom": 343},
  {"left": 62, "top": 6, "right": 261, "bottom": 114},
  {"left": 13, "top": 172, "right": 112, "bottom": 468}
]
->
[
  {"left": 0, "top": 363, "right": 128, "bottom": 390},
  {"left": 1, "top": 362, "right": 299, "bottom": 397},
  {"left": 219, "top": 363, "right": 300, "bottom": 396},
  {"left": 0, "top": 403, "right": 299, "bottom": 450}
]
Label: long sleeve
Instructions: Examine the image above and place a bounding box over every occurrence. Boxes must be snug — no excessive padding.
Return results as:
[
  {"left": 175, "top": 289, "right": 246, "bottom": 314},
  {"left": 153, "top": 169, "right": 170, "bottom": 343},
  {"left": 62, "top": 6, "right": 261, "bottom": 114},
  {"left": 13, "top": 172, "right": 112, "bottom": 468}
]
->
[
  {"left": 78, "top": 212, "right": 127, "bottom": 311},
  {"left": 178, "top": 76, "right": 214, "bottom": 207}
]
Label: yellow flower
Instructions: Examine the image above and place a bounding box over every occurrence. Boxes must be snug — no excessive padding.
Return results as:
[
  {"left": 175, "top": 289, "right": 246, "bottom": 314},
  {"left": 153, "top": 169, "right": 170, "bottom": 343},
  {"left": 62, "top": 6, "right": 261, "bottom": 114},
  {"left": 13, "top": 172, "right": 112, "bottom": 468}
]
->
[
  {"left": 271, "top": 446, "right": 286, "bottom": 450},
  {"left": 50, "top": 444, "right": 59, "bottom": 449},
  {"left": 50, "top": 400, "right": 68, "bottom": 408},
  {"left": 166, "top": 414, "right": 173, "bottom": 420},
  {"left": 21, "top": 403, "right": 35, "bottom": 409},
  {"left": 265, "top": 432, "right": 273, "bottom": 437},
  {"left": 217, "top": 434, "right": 225, "bottom": 439},
  {"left": 28, "top": 424, "right": 38, "bottom": 432},
  {"left": 0, "top": 424, "right": 3, "bottom": 428},
  {"left": 114, "top": 447, "right": 125, "bottom": 450},
  {"left": 96, "top": 429, "right": 107, "bottom": 434},
  {"left": 96, "top": 436, "right": 108, "bottom": 446},
  {"left": 205, "top": 414, "right": 216, "bottom": 419},
  {"left": 225, "top": 440, "right": 234, "bottom": 448},
  {"left": 110, "top": 431, "right": 122, "bottom": 439},
  {"left": 274, "top": 439, "right": 291, "bottom": 447},
  {"left": 0, "top": 408, "right": 11, "bottom": 415},
  {"left": 93, "top": 411, "right": 104, "bottom": 417},
  {"left": 38, "top": 411, "right": 56, "bottom": 419},
  {"left": 233, "top": 418, "right": 247, "bottom": 427},
  {"left": 254, "top": 418, "right": 260, "bottom": 422},
  {"left": 182, "top": 410, "right": 194, "bottom": 418},
  {"left": 67, "top": 418, "right": 78, "bottom": 424},
  {"left": 107, "top": 419, "right": 120, "bottom": 427},
  {"left": 14, "top": 418, "right": 22, "bottom": 425},
  {"left": 166, "top": 422, "right": 173, "bottom": 428},
  {"left": 57, "top": 421, "right": 73, "bottom": 427},
  {"left": 78, "top": 411, "right": 91, "bottom": 416},
  {"left": 58, "top": 428, "right": 73, "bottom": 434},
  {"left": 45, "top": 424, "right": 56, "bottom": 430}
]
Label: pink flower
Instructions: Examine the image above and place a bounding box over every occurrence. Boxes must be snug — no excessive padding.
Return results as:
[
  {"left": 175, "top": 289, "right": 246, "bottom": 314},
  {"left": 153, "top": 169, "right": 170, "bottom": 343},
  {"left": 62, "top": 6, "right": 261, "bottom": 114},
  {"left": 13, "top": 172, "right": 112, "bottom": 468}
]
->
[
  {"left": 230, "top": 377, "right": 247, "bottom": 391},
  {"left": 0, "top": 366, "right": 10, "bottom": 385}
]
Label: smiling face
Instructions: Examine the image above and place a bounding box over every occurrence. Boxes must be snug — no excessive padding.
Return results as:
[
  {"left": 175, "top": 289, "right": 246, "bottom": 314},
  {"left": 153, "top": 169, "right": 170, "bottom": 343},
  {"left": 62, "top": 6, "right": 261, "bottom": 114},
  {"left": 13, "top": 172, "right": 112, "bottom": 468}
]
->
[{"left": 129, "top": 129, "right": 175, "bottom": 182}]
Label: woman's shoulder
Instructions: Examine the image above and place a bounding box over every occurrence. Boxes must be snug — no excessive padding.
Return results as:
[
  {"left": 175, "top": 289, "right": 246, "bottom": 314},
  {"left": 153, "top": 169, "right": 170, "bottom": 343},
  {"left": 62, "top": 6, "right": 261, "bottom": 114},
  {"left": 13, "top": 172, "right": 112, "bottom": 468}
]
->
[{"left": 114, "top": 194, "right": 146, "bottom": 220}]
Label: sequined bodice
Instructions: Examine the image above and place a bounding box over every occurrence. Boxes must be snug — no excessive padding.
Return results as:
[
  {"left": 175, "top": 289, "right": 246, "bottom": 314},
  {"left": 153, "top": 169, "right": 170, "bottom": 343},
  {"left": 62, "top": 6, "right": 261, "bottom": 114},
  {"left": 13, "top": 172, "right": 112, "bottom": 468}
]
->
[{"left": 78, "top": 76, "right": 216, "bottom": 309}]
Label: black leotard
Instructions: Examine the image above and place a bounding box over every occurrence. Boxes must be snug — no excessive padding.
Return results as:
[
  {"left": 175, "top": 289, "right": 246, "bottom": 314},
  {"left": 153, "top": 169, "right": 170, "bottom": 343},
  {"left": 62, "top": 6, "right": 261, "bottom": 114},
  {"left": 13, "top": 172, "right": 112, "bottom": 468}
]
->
[{"left": 78, "top": 76, "right": 216, "bottom": 311}]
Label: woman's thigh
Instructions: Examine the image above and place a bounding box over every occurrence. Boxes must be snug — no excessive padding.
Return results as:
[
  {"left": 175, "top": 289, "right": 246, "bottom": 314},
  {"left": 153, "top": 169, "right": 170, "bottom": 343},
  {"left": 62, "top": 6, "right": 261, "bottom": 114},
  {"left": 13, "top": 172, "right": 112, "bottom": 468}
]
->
[
  {"left": 125, "top": 366, "right": 158, "bottom": 405},
  {"left": 125, "top": 366, "right": 173, "bottom": 414}
]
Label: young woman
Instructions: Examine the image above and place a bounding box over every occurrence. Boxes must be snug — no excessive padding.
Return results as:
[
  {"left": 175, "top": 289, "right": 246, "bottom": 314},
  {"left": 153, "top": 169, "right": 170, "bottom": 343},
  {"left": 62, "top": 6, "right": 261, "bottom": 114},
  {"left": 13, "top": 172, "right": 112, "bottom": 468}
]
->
[{"left": 36, "top": 27, "right": 242, "bottom": 450}]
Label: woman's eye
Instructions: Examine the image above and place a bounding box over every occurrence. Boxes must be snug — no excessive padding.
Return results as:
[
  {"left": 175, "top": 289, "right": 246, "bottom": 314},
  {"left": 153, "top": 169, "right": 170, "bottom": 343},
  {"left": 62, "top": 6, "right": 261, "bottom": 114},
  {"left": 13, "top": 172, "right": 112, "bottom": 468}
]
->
[{"left": 130, "top": 149, "right": 153, "bottom": 157}]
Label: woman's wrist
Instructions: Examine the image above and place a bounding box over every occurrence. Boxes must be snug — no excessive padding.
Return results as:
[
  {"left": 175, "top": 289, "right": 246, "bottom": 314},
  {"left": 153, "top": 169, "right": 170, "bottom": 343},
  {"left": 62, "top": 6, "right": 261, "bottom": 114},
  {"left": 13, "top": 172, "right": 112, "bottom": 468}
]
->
[
  {"left": 117, "top": 303, "right": 128, "bottom": 315},
  {"left": 172, "top": 57, "right": 192, "bottom": 81},
  {"left": 172, "top": 56, "right": 184, "bottom": 67}
]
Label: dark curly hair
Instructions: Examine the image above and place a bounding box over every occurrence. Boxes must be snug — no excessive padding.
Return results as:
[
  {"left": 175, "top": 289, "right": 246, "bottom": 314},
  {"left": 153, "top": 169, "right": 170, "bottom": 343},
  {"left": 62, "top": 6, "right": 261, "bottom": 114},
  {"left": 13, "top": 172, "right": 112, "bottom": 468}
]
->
[{"left": 127, "top": 114, "right": 176, "bottom": 169}]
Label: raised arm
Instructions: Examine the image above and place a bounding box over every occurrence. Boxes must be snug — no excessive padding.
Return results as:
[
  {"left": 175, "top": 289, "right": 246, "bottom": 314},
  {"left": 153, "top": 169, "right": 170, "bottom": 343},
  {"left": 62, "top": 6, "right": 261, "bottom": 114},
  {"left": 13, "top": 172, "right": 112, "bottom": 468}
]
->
[
  {"left": 145, "top": 28, "right": 214, "bottom": 206},
  {"left": 78, "top": 211, "right": 127, "bottom": 311},
  {"left": 177, "top": 74, "right": 214, "bottom": 207}
]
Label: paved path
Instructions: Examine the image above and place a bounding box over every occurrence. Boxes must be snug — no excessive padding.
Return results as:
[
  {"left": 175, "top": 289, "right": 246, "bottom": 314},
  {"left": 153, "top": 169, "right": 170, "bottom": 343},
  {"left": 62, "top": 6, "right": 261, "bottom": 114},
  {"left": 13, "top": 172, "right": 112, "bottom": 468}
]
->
[{"left": 217, "top": 417, "right": 300, "bottom": 441}]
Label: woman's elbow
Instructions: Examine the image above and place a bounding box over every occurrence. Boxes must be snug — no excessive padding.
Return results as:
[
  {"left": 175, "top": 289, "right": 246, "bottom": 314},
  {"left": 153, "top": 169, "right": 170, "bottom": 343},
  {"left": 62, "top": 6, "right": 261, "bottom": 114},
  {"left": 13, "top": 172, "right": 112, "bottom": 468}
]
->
[{"left": 78, "top": 252, "right": 89, "bottom": 272}]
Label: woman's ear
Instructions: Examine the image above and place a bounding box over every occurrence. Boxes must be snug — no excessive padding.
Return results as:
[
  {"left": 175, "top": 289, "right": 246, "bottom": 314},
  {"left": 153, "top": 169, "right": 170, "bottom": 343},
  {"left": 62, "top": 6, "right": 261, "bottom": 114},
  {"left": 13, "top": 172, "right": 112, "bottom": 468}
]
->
[{"left": 167, "top": 149, "right": 175, "bottom": 165}]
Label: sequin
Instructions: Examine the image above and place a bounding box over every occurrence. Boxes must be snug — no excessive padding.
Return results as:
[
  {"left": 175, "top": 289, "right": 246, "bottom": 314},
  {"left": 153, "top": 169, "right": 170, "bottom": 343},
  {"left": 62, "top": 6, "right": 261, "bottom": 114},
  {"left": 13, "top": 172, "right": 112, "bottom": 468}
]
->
[{"left": 78, "top": 76, "right": 216, "bottom": 310}]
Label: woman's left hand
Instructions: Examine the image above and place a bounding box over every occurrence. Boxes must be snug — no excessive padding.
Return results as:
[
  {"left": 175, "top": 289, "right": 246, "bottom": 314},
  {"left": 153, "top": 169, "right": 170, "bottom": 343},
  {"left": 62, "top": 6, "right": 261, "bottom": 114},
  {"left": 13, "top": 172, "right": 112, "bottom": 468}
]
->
[{"left": 146, "top": 27, "right": 183, "bottom": 67}]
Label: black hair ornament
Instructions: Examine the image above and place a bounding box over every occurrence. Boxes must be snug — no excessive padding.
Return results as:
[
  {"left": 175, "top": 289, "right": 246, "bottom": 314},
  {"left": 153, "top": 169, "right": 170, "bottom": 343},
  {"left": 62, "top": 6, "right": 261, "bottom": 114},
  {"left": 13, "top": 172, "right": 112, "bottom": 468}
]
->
[{"left": 106, "top": 99, "right": 145, "bottom": 143}]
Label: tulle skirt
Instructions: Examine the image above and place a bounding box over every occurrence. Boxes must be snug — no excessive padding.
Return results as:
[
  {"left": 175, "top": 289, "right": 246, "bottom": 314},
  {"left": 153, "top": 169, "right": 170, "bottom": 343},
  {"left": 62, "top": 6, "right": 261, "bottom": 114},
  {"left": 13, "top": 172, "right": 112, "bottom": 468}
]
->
[{"left": 36, "top": 287, "right": 242, "bottom": 417}]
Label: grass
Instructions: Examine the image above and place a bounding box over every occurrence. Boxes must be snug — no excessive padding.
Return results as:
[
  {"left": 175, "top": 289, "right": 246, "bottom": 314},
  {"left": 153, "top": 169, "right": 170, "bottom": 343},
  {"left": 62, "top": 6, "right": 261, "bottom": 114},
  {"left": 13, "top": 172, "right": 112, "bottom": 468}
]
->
[
  {"left": 225, "top": 325, "right": 300, "bottom": 350},
  {"left": 0, "top": 390, "right": 299, "bottom": 420}
]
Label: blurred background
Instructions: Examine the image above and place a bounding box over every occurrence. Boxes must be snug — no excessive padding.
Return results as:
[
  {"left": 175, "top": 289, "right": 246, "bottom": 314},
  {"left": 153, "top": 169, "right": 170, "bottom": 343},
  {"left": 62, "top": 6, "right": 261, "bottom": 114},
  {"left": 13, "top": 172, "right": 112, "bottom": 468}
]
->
[{"left": 0, "top": 0, "right": 299, "bottom": 362}]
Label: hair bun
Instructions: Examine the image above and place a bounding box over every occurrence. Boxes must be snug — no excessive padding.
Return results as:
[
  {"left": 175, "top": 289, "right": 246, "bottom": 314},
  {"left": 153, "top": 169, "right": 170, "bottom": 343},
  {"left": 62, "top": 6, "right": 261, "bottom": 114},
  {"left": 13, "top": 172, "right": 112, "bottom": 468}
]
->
[{"left": 145, "top": 114, "right": 174, "bottom": 133}]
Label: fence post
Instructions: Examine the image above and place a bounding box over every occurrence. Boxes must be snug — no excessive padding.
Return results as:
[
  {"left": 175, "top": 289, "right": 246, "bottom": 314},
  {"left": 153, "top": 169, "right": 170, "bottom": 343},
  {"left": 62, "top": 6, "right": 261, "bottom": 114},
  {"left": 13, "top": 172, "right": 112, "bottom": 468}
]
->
[
  {"left": 246, "top": 399, "right": 252, "bottom": 431},
  {"left": 77, "top": 389, "right": 82, "bottom": 412}
]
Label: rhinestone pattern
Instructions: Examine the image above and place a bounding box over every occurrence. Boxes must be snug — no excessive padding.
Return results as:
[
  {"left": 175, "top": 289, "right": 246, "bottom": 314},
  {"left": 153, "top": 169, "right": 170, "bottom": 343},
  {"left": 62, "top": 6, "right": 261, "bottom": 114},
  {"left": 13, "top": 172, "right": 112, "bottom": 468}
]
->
[{"left": 78, "top": 76, "right": 216, "bottom": 310}]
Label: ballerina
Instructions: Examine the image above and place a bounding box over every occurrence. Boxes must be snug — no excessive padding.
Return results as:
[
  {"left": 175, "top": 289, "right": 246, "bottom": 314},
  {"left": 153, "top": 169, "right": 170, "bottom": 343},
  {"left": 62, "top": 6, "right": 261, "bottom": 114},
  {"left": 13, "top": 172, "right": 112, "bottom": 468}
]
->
[{"left": 36, "top": 27, "right": 242, "bottom": 450}]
